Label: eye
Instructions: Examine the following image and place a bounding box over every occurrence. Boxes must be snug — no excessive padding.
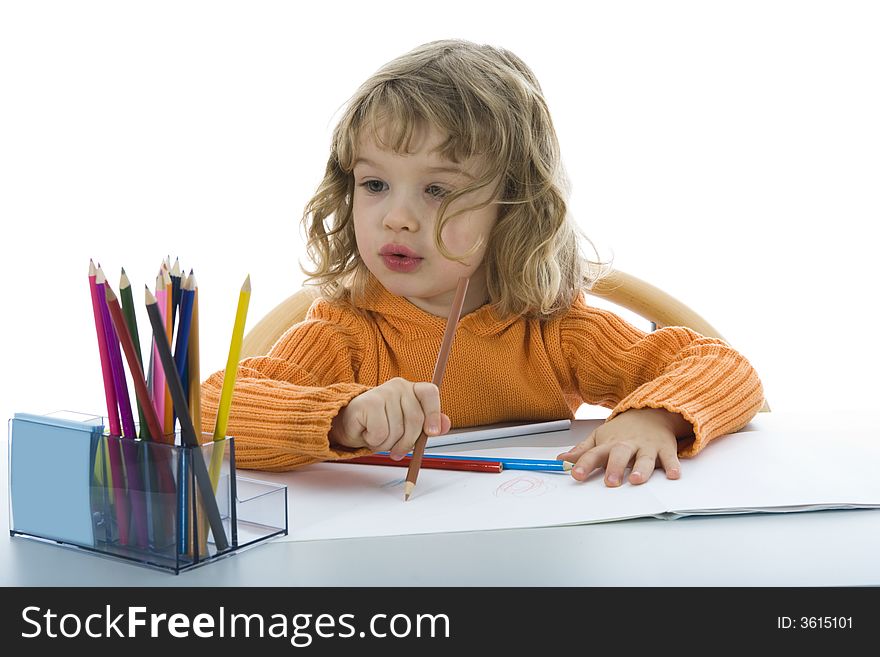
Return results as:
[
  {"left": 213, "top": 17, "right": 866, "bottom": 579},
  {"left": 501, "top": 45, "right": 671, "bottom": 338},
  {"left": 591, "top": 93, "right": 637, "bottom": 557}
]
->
[
  {"left": 426, "top": 184, "right": 451, "bottom": 199},
  {"left": 359, "top": 180, "right": 387, "bottom": 194}
]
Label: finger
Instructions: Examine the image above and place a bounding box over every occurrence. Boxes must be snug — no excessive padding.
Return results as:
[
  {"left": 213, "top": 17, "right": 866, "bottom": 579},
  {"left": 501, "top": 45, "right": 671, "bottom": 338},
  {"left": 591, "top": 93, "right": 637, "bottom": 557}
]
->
[
  {"left": 382, "top": 394, "right": 405, "bottom": 448},
  {"left": 361, "top": 402, "right": 390, "bottom": 449},
  {"left": 388, "top": 389, "right": 425, "bottom": 459},
  {"left": 412, "top": 382, "right": 442, "bottom": 436},
  {"left": 570, "top": 443, "right": 611, "bottom": 482},
  {"left": 556, "top": 431, "right": 596, "bottom": 462},
  {"left": 604, "top": 443, "right": 637, "bottom": 487},
  {"left": 438, "top": 413, "right": 452, "bottom": 434},
  {"left": 657, "top": 445, "right": 682, "bottom": 480},
  {"left": 628, "top": 451, "right": 658, "bottom": 485}
]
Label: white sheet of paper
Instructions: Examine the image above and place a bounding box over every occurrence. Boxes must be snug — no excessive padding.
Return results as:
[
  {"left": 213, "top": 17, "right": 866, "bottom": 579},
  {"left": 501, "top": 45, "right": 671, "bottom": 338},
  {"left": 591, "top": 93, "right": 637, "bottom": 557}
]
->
[{"left": 249, "top": 414, "right": 880, "bottom": 542}]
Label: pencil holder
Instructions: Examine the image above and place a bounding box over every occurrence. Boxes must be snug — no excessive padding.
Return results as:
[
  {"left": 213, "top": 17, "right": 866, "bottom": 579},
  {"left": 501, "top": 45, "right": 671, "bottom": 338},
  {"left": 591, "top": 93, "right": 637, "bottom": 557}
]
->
[{"left": 8, "top": 411, "right": 288, "bottom": 574}]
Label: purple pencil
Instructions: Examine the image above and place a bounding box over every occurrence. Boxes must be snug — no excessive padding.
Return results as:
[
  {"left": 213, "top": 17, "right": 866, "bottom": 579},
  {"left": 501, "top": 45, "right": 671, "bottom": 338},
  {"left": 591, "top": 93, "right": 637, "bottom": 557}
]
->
[
  {"left": 96, "top": 266, "right": 136, "bottom": 438},
  {"left": 97, "top": 266, "right": 148, "bottom": 547}
]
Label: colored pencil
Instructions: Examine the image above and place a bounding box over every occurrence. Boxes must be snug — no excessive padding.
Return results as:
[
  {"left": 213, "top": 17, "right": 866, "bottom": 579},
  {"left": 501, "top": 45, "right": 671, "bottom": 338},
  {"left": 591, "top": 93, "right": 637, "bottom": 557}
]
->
[
  {"left": 208, "top": 274, "right": 251, "bottom": 498},
  {"left": 404, "top": 277, "right": 469, "bottom": 501},
  {"left": 172, "top": 273, "right": 195, "bottom": 402},
  {"left": 151, "top": 272, "right": 167, "bottom": 439},
  {"left": 382, "top": 452, "right": 574, "bottom": 472},
  {"left": 212, "top": 274, "right": 252, "bottom": 442},
  {"left": 187, "top": 271, "right": 202, "bottom": 437},
  {"left": 173, "top": 272, "right": 196, "bottom": 556},
  {"left": 162, "top": 266, "right": 174, "bottom": 437},
  {"left": 335, "top": 454, "right": 502, "bottom": 473},
  {"left": 170, "top": 256, "right": 181, "bottom": 331},
  {"left": 104, "top": 286, "right": 165, "bottom": 444},
  {"left": 116, "top": 272, "right": 177, "bottom": 543},
  {"left": 88, "top": 260, "right": 126, "bottom": 539},
  {"left": 119, "top": 267, "right": 150, "bottom": 441},
  {"left": 189, "top": 274, "right": 209, "bottom": 558},
  {"left": 104, "top": 284, "right": 157, "bottom": 547},
  {"left": 145, "top": 286, "right": 229, "bottom": 552},
  {"left": 97, "top": 266, "right": 136, "bottom": 439},
  {"left": 88, "top": 260, "right": 119, "bottom": 435},
  {"left": 98, "top": 266, "right": 140, "bottom": 546}
]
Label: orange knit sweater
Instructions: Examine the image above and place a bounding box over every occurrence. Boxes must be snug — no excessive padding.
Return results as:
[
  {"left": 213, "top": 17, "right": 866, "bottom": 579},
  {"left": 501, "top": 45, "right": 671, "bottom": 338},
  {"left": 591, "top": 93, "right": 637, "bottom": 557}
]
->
[{"left": 201, "top": 278, "right": 764, "bottom": 471}]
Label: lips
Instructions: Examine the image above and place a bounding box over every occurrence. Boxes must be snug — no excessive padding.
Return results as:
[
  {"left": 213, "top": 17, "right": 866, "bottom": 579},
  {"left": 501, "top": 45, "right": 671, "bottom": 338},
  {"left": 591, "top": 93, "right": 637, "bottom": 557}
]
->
[
  {"left": 379, "top": 244, "right": 421, "bottom": 259},
  {"left": 379, "top": 244, "right": 423, "bottom": 273}
]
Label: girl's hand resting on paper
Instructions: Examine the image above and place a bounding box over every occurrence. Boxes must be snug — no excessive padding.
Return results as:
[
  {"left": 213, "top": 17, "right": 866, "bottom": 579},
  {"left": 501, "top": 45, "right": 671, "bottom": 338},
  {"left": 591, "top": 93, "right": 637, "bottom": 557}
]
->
[
  {"left": 556, "top": 407, "right": 693, "bottom": 487},
  {"left": 330, "top": 378, "right": 451, "bottom": 459}
]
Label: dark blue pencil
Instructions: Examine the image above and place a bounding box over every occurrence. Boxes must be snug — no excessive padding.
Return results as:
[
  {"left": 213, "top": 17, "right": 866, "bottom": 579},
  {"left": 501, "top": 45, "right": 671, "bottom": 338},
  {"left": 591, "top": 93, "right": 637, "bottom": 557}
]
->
[{"left": 380, "top": 452, "right": 573, "bottom": 472}]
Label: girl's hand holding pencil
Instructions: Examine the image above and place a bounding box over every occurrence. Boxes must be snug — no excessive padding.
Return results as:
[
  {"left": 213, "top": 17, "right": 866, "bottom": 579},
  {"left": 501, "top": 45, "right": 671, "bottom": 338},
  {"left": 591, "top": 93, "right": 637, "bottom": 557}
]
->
[{"left": 329, "top": 378, "right": 452, "bottom": 460}]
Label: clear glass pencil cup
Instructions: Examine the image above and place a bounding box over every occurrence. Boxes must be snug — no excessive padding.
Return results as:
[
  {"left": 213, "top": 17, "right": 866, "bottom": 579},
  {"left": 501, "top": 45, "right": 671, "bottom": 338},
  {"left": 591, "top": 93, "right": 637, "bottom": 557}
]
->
[{"left": 8, "top": 411, "right": 288, "bottom": 574}]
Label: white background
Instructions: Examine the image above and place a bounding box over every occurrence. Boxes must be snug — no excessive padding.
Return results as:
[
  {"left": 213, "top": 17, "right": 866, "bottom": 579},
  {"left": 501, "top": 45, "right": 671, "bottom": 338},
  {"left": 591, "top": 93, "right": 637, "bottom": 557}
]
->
[{"left": 1, "top": 1, "right": 877, "bottom": 426}]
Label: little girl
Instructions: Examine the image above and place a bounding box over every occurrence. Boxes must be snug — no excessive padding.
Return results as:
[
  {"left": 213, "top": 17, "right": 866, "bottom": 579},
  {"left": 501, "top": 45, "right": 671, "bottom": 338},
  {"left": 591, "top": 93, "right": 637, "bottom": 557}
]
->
[{"left": 201, "top": 39, "right": 763, "bottom": 487}]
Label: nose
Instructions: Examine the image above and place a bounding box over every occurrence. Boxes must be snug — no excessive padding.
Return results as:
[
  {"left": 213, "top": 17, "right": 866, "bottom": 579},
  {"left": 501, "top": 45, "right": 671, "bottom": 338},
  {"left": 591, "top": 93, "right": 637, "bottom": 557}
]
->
[{"left": 382, "top": 195, "right": 420, "bottom": 233}]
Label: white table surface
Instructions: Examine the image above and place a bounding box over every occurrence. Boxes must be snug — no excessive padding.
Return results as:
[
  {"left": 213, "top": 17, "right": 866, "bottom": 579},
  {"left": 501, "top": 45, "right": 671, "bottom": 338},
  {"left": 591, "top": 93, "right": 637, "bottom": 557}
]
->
[{"left": 3, "top": 411, "right": 879, "bottom": 586}]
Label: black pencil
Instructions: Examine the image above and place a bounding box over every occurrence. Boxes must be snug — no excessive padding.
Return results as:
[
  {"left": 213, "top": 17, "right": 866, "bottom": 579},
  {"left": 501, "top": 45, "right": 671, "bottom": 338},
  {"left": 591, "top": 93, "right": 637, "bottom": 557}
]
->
[{"left": 145, "top": 285, "right": 229, "bottom": 552}]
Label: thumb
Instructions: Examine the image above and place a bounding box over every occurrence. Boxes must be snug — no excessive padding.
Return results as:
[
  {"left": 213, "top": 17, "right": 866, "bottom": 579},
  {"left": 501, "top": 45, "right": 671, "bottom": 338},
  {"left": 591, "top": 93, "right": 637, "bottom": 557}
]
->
[{"left": 438, "top": 413, "right": 452, "bottom": 435}]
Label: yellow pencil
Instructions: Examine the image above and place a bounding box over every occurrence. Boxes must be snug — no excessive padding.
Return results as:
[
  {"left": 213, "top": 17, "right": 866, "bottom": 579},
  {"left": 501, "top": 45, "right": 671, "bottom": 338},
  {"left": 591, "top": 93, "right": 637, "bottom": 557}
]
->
[
  {"left": 208, "top": 275, "right": 251, "bottom": 494},
  {"left": 213, "top": 274, "right": 251, "bottom": 442}
]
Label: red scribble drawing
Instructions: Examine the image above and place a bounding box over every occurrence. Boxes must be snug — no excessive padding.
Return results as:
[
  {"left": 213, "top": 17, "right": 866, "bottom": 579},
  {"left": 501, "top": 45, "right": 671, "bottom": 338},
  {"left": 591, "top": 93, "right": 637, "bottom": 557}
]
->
[{"left": 494, "top": 475, "right": 556, "bottom": 498}]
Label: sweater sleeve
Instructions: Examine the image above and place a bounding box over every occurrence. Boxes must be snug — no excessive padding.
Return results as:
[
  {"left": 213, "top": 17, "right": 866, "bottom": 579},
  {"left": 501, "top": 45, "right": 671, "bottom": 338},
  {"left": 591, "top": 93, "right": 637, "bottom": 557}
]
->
[
  {"left": 560, "top": 296, "right": 764, "bottom": 456},
  {"left": 200, "top": 300, "right": 374, "bottom": 471}
]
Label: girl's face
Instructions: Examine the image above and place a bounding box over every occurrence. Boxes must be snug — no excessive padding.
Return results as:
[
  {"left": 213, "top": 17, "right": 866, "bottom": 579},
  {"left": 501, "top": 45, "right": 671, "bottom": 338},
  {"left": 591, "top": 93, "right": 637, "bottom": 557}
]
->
[{"left": 352, "top": 124, "right": 499, "bottom": 317}]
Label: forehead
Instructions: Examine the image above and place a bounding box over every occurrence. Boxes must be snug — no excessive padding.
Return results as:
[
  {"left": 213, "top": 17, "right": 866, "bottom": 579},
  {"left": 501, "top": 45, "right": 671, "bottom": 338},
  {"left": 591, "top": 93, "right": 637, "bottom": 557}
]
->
[
  {"left": 356, "top": 121, "right": 448, "bottom": 159},
  {"left": 353, "top": 122, "right": 486, "bottom": 177}
]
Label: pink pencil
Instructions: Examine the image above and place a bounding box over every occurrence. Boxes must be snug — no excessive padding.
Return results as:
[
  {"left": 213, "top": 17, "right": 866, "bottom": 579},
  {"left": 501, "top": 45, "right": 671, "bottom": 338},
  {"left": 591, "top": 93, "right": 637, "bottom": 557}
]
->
[
  {"left": 88, "top": 260, "right": 120, "bottom": 434},
  {"left": 90, "top": 261, "right": 129, "bottom": 545},
  {"left": 162, "top": 265, "right": 174, "bottom": 437},
  {"left": 151, "top": 272, "right": 167, "bottom": 440}
]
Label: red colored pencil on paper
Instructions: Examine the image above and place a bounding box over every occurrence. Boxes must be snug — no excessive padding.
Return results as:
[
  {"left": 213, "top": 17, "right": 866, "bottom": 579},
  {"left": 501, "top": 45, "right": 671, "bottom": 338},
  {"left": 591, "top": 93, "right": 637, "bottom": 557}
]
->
[{"left": 336, "top": 454, "right": 502, "bottom": 473}]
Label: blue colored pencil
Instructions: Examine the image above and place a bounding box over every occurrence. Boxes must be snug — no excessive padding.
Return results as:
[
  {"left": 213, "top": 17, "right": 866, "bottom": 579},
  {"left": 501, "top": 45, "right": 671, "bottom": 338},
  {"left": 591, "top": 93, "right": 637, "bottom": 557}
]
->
[
  {"left": 380, "top": 452, "right": 573, "bottom": 472},
  {"left": 172, "top": 273, "right": 195, "bottom": 385},
  {"left": 171, "top": 274, "right": 195, "bottom": 555}
]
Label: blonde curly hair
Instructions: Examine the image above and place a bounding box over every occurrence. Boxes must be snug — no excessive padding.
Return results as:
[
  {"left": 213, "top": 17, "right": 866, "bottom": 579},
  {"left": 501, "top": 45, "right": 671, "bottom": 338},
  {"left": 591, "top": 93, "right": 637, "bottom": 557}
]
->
[{"left": 302, "top": 39, "right": 605, "bottom": 318}]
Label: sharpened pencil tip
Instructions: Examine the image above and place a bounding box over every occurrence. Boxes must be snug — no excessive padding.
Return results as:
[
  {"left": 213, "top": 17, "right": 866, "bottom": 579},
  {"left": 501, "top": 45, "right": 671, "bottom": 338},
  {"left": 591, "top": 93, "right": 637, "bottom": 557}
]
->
[
  {"left": 242, "top": 274, "right": 251, "bottom": 292},
  {"left": 88, "top": 259, "right": 96, "bottom": 275},
  {"left": 145, "top": 285, "right": 157, "bottom": 305},
  {"left": 403, "top": 481, "right": 415, "bottom": 501}
]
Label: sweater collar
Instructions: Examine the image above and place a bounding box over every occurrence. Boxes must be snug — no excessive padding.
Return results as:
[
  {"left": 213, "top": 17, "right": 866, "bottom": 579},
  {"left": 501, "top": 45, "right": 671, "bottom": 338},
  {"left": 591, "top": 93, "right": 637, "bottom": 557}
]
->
[{"left": 354, "top": 275, "right": 521, "bottom": 338}]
